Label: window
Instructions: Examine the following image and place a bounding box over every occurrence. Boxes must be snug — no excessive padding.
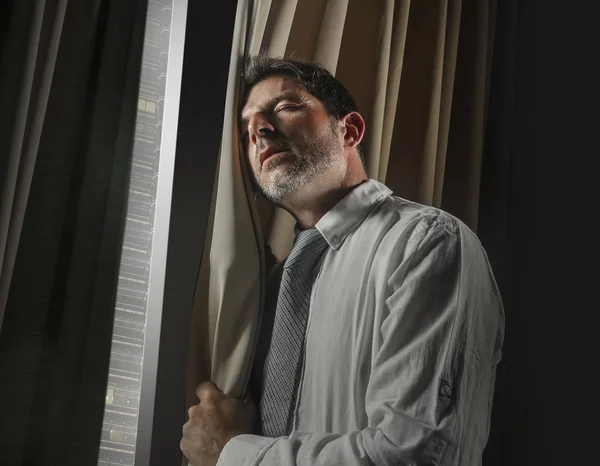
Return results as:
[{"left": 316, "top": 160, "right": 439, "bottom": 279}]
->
[{"left": 98, "top": 1, "right": 174, "bottom": 464}]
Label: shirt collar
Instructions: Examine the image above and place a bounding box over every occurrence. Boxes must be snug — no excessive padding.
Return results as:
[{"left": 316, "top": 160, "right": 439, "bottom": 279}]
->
[{"left": 314, "top": 179, "right": 392, "bottom": 250}]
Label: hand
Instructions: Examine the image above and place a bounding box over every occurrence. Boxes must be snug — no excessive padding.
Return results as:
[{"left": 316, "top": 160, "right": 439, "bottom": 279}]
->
[{"left": 180, "top": 381, "right": 257, "bottom": 466}]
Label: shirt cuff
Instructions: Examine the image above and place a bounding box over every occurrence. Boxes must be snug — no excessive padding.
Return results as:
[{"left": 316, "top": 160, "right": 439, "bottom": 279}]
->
[{"left": 216, "top": 434, "right": 277, "bottom": 466}]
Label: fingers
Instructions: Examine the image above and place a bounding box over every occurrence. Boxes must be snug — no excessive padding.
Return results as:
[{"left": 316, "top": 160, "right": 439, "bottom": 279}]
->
[
  {"left": 195, "top": 380, "right": 251, "bottom": 407},
  {"left": 196, "top": 381, "right": 221, "bottom": 402},
  {"left": 187, "top": 404, "right": 199, "bottom": 418}
]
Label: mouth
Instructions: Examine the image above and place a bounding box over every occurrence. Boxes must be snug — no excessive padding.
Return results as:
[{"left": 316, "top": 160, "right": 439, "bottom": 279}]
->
[{"left": 259, "top": 147, "right": 289, "bottom": 166}]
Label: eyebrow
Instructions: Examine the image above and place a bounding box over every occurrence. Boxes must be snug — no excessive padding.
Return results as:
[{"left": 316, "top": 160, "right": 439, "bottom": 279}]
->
[{"left": 239, "top": 91, "right": 303, "bottom": 130}]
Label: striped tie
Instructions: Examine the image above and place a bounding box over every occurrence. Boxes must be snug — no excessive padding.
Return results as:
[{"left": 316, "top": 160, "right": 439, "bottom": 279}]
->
[{"left": 260, "top": 228, "right": 329, "bottom": 437}]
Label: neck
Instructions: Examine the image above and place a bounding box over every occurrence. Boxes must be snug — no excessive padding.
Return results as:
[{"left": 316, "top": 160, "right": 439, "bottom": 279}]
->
[{"left": 281, "top": 168, "right": 368, "bottom": 230}]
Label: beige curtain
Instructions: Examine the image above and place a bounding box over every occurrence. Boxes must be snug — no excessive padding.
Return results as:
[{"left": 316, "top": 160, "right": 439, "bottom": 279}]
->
[{"left": 186, "top": 0, "right": 495, "bottom": 405}]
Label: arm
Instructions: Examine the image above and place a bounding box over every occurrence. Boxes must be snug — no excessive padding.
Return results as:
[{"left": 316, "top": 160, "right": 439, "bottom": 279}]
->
[{"left": 218, "top": 219, "right": 503, "bottom": 466}]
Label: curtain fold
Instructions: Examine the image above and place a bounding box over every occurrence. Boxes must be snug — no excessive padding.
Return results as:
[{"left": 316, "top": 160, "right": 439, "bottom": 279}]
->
[
  {"left": 0, "top": 0, "right": 61, "bottom": 329},
  {"left": 188, "top": 0, "right": 498, "bottom": 410},
  {"left": 187, "top": 0, "right": 265, "bottom": 403},
  {"left": 440, "top": 0, "right": 495, "bottom": 226},
  {"left": 0, "top": 0, "right": 147, "bottom": 463}
]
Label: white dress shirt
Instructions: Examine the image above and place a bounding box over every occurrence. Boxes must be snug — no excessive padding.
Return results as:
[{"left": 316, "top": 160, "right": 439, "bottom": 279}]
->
[{"left": 218, "top": 179, "right": 505, "bottom": 466}]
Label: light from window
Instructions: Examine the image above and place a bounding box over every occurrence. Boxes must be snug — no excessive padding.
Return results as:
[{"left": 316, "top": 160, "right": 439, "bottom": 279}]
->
[{"left": 98, "top": 1, "right": 174, "bottom": 465}]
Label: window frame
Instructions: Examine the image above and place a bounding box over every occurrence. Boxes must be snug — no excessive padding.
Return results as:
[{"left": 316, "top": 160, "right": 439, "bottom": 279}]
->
[{"left": 134, "top": 0, "right": 239, "bottom": 464}]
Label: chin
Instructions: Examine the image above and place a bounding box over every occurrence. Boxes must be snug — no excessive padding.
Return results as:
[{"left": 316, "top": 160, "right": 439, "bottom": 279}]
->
[
  {"left": 258, "top": 178, "right": 297, "bottom": 204},
  {"left": 259, "top": 165, "right": 290, "bottom": 186}
]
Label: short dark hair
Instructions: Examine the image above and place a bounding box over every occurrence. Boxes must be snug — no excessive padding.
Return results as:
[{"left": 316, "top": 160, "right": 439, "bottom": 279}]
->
[{"left": 240, "top": 54, "right": 365, "bottom": 162}]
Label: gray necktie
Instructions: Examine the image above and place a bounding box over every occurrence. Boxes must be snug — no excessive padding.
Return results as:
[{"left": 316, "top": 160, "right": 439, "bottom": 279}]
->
[{"left": 260, "top": 228, "right": 329, "bottom": 437}]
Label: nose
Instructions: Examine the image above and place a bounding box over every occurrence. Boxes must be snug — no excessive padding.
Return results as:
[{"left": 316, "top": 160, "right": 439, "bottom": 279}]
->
[{"left": 248, "top": 113, "right": 275, "bottom": 145}]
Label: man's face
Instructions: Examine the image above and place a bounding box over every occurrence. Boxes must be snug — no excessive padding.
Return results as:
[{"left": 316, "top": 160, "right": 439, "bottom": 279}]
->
[{"left": 240, "top": 76, "right": 344, "bottom": 204}]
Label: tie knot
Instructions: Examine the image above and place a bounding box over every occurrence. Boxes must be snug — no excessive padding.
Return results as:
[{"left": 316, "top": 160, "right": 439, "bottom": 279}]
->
[{"left": 285, "top": 229, "right": 329, "bottom": 271}]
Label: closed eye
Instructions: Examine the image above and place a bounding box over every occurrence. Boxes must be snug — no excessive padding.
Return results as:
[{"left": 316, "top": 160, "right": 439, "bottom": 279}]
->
[{"left": 276, "top": 104, "right": 299, "bottom": 112}]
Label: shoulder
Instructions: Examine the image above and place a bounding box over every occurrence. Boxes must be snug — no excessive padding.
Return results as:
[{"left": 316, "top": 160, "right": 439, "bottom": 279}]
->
[
  {"left": 371, "top": 195, "right": 467, "bottom": 242},
  {"left": 359, "top": 194, "right": 489, "bottom": 272}
]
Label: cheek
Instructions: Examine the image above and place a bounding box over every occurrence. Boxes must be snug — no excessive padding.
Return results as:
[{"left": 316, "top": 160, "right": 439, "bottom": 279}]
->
[
  {"left": 279, "top": 112, "right": 314, "bottom": 136},
  {"left": 246, "top": 150, "right": 261, "bottom": 176},
  {"left": 286, "top": 121, "right": 319, "bottom": 145},
  {"left": 298, "top": 122, "right": 335, "bottom": 148}
]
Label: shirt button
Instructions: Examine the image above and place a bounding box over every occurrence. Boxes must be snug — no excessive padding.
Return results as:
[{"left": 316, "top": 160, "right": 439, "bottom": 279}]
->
[
  {"left": 440, "top": 382, "right": 452, "bottom": 397},
  {"left": 331, "top": 235, "right": 339, "bottom": 244}
]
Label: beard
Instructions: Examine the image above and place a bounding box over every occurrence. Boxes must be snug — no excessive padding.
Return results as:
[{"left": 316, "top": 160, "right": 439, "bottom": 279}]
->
[{"left": 253, "top": 122, "right": 342, "bottom": 204}]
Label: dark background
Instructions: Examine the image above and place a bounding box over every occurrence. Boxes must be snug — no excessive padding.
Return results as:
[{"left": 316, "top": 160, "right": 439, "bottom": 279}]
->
[
  {"left": 1, "top": 0, "right": 596, "bottom": 464},
  {"left": 481, "top": 1, "right": 596, "bottom": 465}
]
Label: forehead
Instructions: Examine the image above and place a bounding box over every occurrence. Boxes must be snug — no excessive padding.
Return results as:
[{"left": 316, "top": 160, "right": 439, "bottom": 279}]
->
[{"left": 241, "top": 75, "right": 306, "bottom": 119}]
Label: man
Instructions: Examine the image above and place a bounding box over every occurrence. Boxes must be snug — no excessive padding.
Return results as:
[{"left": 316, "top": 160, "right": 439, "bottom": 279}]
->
[{"left": 180, "top": 55, "right": 505, "bottom": 466}]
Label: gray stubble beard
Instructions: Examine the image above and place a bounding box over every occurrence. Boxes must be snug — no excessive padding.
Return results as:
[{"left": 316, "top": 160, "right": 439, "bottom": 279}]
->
[{"left": 257, "top": 123, "right": 342, "bottom": 205}]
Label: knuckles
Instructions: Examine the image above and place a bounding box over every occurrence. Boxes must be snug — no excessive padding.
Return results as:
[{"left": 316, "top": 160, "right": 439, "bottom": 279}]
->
[
  {"left": 182, "top": 418, "right": 192, "bottom": 436},
  {"left": 200, "top": 391, "right": 219, "bottom": 405},
  {"left": 188, "top": 405, "right": 199, "bottom": 418}
]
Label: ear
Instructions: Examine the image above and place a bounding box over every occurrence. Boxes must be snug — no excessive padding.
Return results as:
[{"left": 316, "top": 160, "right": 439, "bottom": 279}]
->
[{"left": 341, "top": 112, "right": 365, "bottom": 150}]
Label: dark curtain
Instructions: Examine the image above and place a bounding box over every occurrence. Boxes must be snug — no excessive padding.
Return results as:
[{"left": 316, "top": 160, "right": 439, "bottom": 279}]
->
[
  {"left": 0, "top": 0, "right": 147, "bottom": 464},
  {"left": 479, "top": 0, "right": 557, "bottom": 465}
]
